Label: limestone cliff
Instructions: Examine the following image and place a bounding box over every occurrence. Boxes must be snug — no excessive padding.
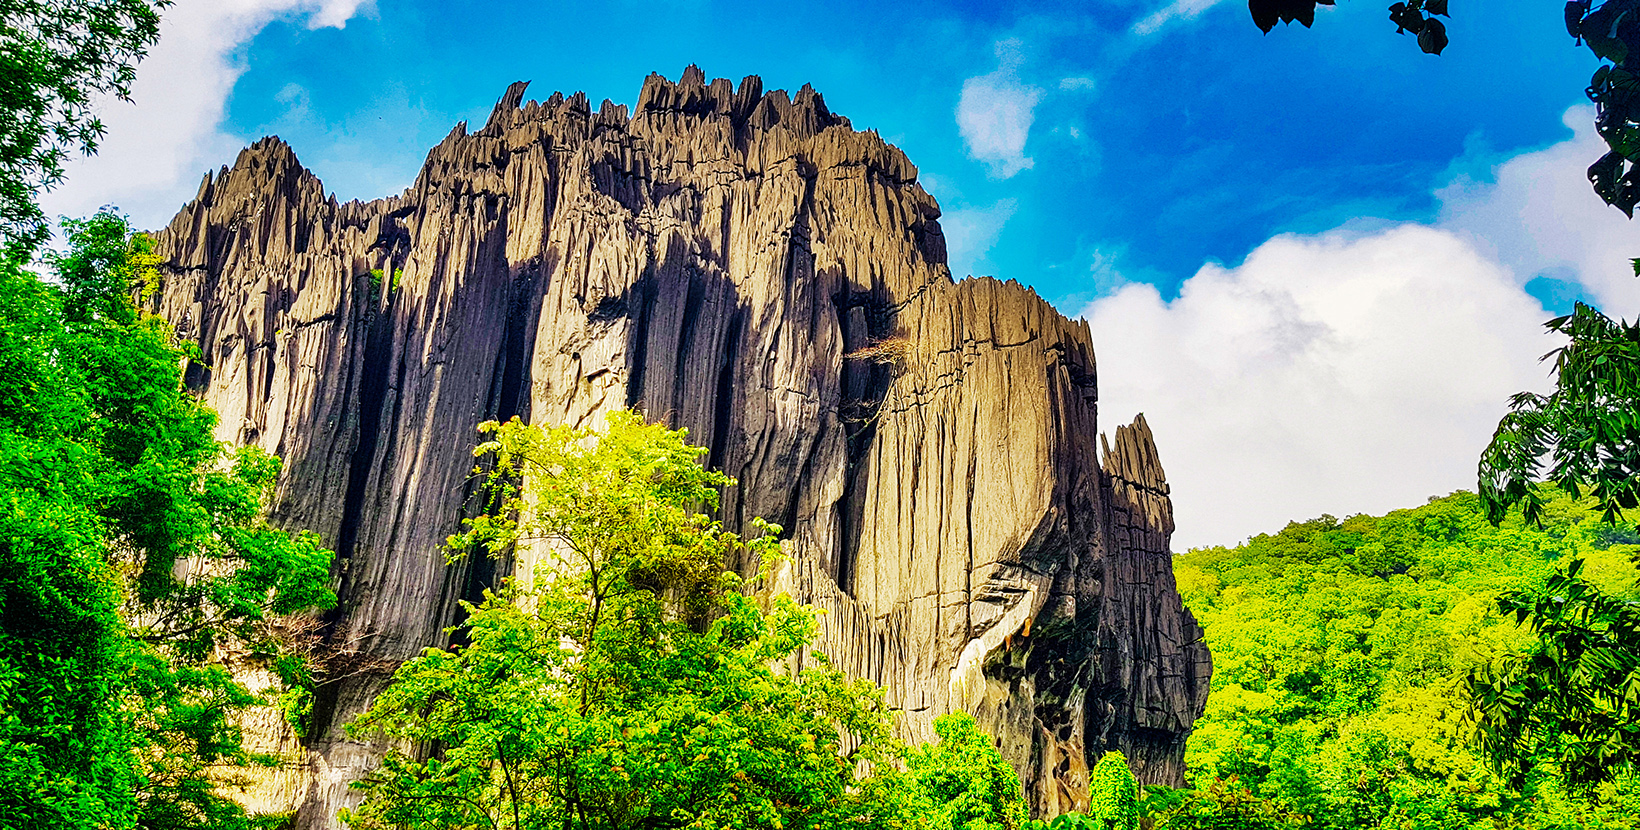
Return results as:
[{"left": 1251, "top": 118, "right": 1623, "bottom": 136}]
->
[{"left": 148, "top": 69, "right": 1211, "bottom": 826}]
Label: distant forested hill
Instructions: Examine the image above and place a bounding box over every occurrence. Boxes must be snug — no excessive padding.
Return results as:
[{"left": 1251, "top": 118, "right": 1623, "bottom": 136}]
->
[{"left": 1161, "top": 491, "right": 1640, "bottom": 829}]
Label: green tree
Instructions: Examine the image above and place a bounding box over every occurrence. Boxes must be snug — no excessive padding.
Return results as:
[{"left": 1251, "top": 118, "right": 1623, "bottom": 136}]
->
[
  {"left": 0, "top": 212, "right": 334, "bottom": 830},
  {"left": 345, "top": 413, "right": 915, "bottom": 830},
  {"left": 906, "top": 713, "right": 1027, "bottom": 830},
  {"left": 1469, "top": 301, "right": 1640, "bottom": 793},
  {"left": 1481, "top": 303, "right": 1640, "bottom": 530},
  {"left": 1468, "top": 557, "right": 1640, "bottom": 794},
  {"left": 0, "top": 0, "right": 170, "bottom": 253},
  {"left": 346, "top": 412, "right": 1035, "bottom": 830},
  {"left": 1086, "top": 753, "right": 1137, "bottom": 830}
]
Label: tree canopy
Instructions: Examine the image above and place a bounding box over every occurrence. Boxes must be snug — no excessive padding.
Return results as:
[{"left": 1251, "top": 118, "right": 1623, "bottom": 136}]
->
[
  {"left": 345, "top": 412, "right": 1032, "bottom": 830},
  {"left": 0, "top": 0, "right": 170, "bottom": 254},
  {"left": 0, "top": 212, "right": 335, "bottom": 830},
  {"left": 1154, "top": 491, "right": 1640, "bottom": 829}
]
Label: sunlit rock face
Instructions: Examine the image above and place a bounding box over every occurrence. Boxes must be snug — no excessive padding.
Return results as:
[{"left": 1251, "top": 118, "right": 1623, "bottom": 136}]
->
[{"left": 149, "top": 69, "right": 1210, "bottom": 827}]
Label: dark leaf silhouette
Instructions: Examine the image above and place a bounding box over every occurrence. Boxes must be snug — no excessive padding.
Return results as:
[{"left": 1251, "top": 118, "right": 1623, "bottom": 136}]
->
[
  {"left": 1249, "top": 0, "right": 1336, "bottom": 33},
  {"left": 1389, "top": 2, "right": 1425, "bottom": 34},
  {"left": 1418, "top": 16, "right": 1449, "bottom": 53},
  {"left": 1250, "top": 0, "right": 1281, "bottom": 32},
  {"left": 1228, "top": 0, "right": 1640, "bottom": 215},
  {"left": 1590, "top": 149, "right": 1625, "bottom": 207},
  {"left": 1569, "top": 0, "right": 1593, "bottom": 41}
]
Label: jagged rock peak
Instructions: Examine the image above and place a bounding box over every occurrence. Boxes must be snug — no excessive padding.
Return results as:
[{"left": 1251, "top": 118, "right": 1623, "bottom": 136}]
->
[
  {"left": 463, "top": 69, "right": 887, "bottom": 170},
  {"left": 630, "top": 67, "right": 846, "bottom": 133},
  {"left": 1102, "top": 414, "right": 1169, "bottom": 495},
  {"left": 481, "top": 79, "right": 532, "bottom": 134},
  {"left": 146, "top": 69, "right": 1208, "bottom": 827},
  {"left": 463, "top": 68, "right": 842, "bottom": 132}
]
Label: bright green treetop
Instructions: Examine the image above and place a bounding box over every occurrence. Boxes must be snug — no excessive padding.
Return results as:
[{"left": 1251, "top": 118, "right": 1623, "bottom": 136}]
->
[
  {"left": 905, "top": 712, "right": 1028, "bottom": 830},
  {"left": 1086, "top": 753, "right": 1137, "bottom": 830},
  {"left": 345, "top": 411, "right": 1036, "bottom": 830}
]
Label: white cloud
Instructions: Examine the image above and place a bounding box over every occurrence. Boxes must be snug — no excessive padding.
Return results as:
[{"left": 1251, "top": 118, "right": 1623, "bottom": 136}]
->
[
  {"left": 1081, "top": 108, "right": 1640, "bottom": 550},
  {"left": 957, "top": 40, "right": 1042, "bottom": 179},
  {"left": 1133, "top": 0, "right": 1233, "bottom": 36},
  {"left": 39, "top": 0, "right": 373, "bottom": 231},
  {"left": 942, "top": 198, "right": 1017, "bottom": 278},
  {"left": 1437, "top": 107, "right": 1640, "bottom": 313},
  {"left": 1085, "top": 225, "right": 1554, "bottom": 550}
]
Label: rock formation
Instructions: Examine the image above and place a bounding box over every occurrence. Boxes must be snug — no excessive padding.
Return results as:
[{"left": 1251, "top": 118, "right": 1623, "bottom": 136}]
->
[{"left": 148, "top": 69, "right": 1211, "bottom": 827}]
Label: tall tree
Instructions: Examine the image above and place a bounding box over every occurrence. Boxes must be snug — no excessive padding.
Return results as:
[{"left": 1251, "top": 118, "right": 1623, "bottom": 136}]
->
[
  {"left": 344, "top": 412, "right": 1028, "bottom": 830},
  {"left": 0, "top": 213, "right": 334, "bottom": 830}
]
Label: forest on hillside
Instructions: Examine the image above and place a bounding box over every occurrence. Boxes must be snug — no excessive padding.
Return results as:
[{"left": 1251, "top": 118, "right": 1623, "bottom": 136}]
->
[{"left": 1155, "top": 493, "right": 1640, "bottom": 829}]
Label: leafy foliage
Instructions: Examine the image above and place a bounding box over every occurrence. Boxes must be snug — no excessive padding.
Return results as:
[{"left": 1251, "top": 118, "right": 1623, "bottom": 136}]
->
[
  {"left": 0, "top": 212, "right": 334, "bottom": 830},
  {"left": 346, "top": 412, "right": 1031, "bottom": 830},
  {"left": 0, "top": 0, "right": 170, "bottom": 253},
  {"left": 345, "top": 582, "right": 912, "bottom": 830},
  {"left": 1469, "top": 556, "right": 1640, "bottom": 793},
  {"left": 447, "top": 411, "right": 755, "bottom": 636},
  {"left": 1472, "top": 302, "right": 1640, "bottom": 794},
  {"left": 907, "top": 713, "right": 1028, "bottom": 830},
  {"left": 1570, "top": 1, "right": 1640, "bottom": 215},
  {"left": 1247, "top": 0, "right": 1449, "bottom": 54},
  {"left": 1086, "top": 753, "right": 1138, "bottom": 830},
  {"left": 1155, "top": 492, "right": 1640, "bottom": 829},
  {"left": 1480, "top": 302, "right": 1640, "bottom": 531}
]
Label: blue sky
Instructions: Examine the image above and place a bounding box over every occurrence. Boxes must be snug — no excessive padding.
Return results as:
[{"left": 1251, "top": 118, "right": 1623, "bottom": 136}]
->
[
  {"left": 214, "top": 0, "right": 1594, "bottom": 307},
  {"left": 44, "top": 0, "right": 1640, "bottom": 547}
]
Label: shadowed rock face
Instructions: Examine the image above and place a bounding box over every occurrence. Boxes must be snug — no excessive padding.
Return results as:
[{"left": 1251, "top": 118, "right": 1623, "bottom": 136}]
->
[{"left": 148, "top": 69, "right": 1210, "bottom": 827}]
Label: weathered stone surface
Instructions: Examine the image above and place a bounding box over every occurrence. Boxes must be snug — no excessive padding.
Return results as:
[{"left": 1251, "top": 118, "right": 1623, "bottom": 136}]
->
[{"left": 148, "top": 69, "right": 1210, "bottom": 827}]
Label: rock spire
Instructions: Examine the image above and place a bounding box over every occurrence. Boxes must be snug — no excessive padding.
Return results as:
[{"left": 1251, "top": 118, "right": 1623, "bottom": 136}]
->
[{"left": 148, "top": 69, "right": 1210, "bottom": 827}]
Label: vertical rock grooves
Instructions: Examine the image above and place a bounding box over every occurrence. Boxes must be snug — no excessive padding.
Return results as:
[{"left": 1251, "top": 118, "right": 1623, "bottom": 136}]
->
[
  {"left": 148, "top": 69, "right": 1210, "bottom": 827},
  {"left": 331, "top": 283, "right": 391, "bottom": 614}
]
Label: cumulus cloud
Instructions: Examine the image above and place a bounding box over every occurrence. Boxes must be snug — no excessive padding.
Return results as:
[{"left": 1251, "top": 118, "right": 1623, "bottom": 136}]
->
[
  {"left": 1133, "top": 0, "right": 1234, "bottom": 36},
  {"left": 1438, "top": 107, "right": 1640, "bottom": 312},
  {"left": 39, "top": 0, "right": 373, "bottom": 231},
  {"left": 1079, "top": 106, "right": 1640, "bottom": 550},
  {"left": 957, "top": 41, "right": 1042, "bottom": 179},
  {"left": 1085, "top": 226, "right": 1554, "bottom": 549}
]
